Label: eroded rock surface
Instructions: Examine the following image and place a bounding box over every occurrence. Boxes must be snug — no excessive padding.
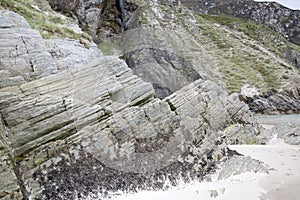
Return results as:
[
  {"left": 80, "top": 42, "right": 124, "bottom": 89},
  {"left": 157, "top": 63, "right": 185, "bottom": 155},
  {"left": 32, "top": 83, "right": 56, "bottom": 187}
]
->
[
  {"left": 218, "top": 155, "right": 268, "bottom": 180},
  {"left": 240, "top": 86, "right": 300, "bottom": 114},
  {"left": 0, "top": 10, "right": 57, "bottom": 88},
  {"left": 0, "top": 9, "right": 261, "bottom": 200}
]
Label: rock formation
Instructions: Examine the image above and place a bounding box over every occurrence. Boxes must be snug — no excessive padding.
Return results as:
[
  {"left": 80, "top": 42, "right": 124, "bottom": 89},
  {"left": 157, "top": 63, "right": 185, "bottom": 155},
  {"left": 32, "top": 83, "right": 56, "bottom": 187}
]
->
[
  {"left": 257, "top": 114, "right": 300, "bottom": 145},
  {"left": 240, "top": 84, "right": 300, "bottom": 114},
  {"left": 0, "top": 8, "right": 261, "bottom": 199},
  {"left": 1, "top": 0, "right": 300, "bottom": 199}
]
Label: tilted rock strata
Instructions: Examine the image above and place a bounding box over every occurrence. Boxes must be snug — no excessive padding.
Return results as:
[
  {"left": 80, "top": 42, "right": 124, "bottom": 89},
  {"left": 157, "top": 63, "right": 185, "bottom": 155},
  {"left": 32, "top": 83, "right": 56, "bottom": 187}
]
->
[{"left": 0, "top": 8, "right": 261, "bottom": 200}]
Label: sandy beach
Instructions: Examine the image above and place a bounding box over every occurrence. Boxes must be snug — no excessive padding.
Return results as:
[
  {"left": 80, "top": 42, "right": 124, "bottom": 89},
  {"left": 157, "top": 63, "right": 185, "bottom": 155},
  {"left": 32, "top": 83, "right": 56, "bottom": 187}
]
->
[
  {"left": 231, "top": 138, "right": 300, "bottom": 200},
  {"left": 98, "top": 136, "right": 300, "bottom": 200}
]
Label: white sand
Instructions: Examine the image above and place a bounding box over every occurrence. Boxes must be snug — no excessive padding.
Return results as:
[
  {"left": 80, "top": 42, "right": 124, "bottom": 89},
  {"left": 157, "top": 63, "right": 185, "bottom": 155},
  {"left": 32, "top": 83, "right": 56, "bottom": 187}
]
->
[
  {"left": 230, "top": 137, "right": 300, "bottom": 200},
  {"left": 98, "top": 136, "right": 300, "bottom": 200}
]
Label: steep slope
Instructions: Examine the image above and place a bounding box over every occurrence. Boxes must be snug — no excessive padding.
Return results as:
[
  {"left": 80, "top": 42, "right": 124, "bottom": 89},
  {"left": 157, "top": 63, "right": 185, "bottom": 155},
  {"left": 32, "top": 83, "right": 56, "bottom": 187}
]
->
[
  {"left": 118, "top": 0, "right": 300, "bottom": 113},
  {"left": 0, "top": 0, "right": 299, "bottom": 199},
  {"left": 182, "top": 0, "right": 300, "bottom": 45},
  {"left": 7, "top": 0, "right": 299, "bottom": 104},
  {"left": 181, "top": 0, "right": 300, "bottom": 71},
  {"left": 0, "top": 8, "right": 260, "bottom": 199}
]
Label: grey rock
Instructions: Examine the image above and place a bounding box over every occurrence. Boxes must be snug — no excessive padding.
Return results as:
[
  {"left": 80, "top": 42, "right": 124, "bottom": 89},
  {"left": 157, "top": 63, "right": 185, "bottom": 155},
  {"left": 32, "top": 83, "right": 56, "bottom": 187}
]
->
[
  {"left": 0, "top": 63, "right": 258, "bottom": 199},
  {"left": 241, "top": 86, "right": 300, "bottom": 114},
  {"left": 210, "top": 190, "right": 218, "bottom": 198},
  {"left": 121, "top": 27, "right": 219, "bottom": 99},
  {"left": 218, "top": 155, "right": 268, "bottom": 180},
  {"left": 0, "top": 10, "right": 58, "bottom": 88},
  {"left": 284, "top": 49, "right": 300, "bottom": 69},
  {"left": 0, "top": 6, "right": 263, "bottom": 200},
  {"left": 276, "top": 122, "right": 300, "bottom": 145},
  {"left": 257, "top": 114, "right": 300, "bottom": 145},
  {"left": 44, "top": 38, "right": 102, "bottom": 70}
]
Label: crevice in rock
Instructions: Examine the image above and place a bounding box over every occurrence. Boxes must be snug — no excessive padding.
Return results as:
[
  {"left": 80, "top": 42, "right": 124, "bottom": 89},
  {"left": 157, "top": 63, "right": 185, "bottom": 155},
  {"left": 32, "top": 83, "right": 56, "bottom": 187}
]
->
[
  {"left": 165, "top": 99, "right": 177, "bottom": 112},
  {"left": 46, "top": 0, "right": 139, "bottom": 40},
  {"left": 20, "top": 35, "right": 34, "bottom": 72},
  {"left": 12, "top": 162, "right": 29, "bottom": 200}
]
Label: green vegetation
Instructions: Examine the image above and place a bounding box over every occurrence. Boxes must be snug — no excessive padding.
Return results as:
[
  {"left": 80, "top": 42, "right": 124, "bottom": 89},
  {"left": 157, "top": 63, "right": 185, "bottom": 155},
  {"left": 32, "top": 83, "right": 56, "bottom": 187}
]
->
[
  {"left": 98, "top": 41, "right": 116, "bottom": 56},
  {"left": 200, "top": 14, "right": 300, "bottom": 59},
  {"left": 195, "top": 14, "right": 298, "bottom": 93},
  {"left": 0, "top": 0, "right": 92, "bottom": 44}
]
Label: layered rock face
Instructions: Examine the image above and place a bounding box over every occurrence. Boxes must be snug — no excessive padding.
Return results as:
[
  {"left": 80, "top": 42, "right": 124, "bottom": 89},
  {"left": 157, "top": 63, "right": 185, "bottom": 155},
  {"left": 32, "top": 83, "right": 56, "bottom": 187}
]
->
[
  {"left": 45, "top": 0, "right": 300, "bottom": 114},
  {"left": 0, "top": 9, "right": 260, "bottom": 199},
  {"left": 182, "top": 0, "right": 300, "bottom": 45}
]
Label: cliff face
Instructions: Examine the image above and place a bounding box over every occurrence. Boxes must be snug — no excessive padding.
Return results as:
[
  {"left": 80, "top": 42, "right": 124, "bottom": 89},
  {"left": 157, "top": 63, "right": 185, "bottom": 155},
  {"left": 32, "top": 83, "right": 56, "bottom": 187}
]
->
[
  {"left": 0, "top": 8, "right": 259, "bottom": 199},
  {"left": 0, "top": 0, "right": 300, "bottom": 199}
]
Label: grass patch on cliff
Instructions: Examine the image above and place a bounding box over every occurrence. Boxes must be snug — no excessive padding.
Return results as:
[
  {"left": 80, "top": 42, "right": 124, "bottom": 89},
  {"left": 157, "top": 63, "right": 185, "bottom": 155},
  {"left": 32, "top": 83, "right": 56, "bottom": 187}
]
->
[
  {"left": 0, "top": 0, "right": 92, "bottom": 45},
  {"left": 200, "top": 14, "right": 300, "bottom": 60},
  {"left": 98, "top": 41, "right": 115, "bottom": 56},
  {"left": 195, "top": 14, "right": 294, "bottom": 93},
  {"left": 194, "top": 14, "right": 299, "bottom": 93}
]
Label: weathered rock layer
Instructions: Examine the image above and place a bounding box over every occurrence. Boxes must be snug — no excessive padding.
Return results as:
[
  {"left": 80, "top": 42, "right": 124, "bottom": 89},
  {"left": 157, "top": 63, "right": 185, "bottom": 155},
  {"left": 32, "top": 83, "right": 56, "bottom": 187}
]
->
[{"left": 0, "top": 9, "right": 260, "bottom": 199}]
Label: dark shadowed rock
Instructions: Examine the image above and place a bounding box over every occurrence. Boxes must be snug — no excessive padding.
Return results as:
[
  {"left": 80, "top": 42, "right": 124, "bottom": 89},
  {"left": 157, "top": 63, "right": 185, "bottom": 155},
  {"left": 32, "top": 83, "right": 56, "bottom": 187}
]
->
[
  {"left": 46, "top": 0, "right": 138, "bottom": 37},
  {"left": 121, "top": 25, "right": 219, "bottom": 99},
  {"left": 240, "top": 86, "right": 300, "bottom": 114},
  {"left": 125, "top": 48, "right": 202, "bottom": 99}
]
